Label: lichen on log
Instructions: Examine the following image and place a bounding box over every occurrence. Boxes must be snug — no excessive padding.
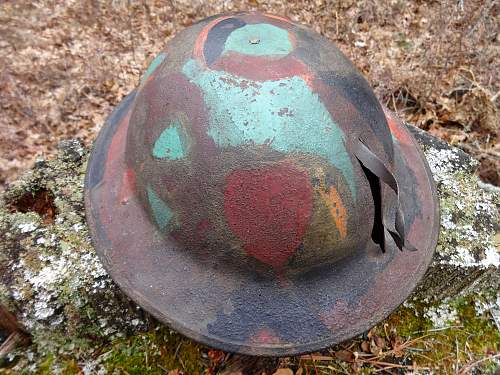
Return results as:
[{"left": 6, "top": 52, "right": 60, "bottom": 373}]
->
[
  {"left": 0, "top": 140, "right": 153, "bottom": 371},
  {"left": 408, "top": 128, "right": 499, "bottom": 300}
]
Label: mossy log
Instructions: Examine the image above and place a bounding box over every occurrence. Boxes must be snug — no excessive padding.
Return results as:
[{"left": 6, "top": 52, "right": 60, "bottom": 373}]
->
[{"left": 0, "top": 127, "right": 498, "bottom": 373}]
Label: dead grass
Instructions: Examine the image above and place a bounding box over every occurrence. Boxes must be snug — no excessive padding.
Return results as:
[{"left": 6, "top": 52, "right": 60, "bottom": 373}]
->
[{"left": 0, "top": 0, "right": 498, "bottom": 188}]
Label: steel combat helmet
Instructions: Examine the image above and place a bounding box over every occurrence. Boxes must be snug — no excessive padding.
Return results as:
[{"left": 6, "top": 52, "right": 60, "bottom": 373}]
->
[{"left": 85, "top": 12, "right": 439, "bottom": 356}]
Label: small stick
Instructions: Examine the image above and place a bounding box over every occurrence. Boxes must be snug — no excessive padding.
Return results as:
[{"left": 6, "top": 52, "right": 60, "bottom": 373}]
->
[
  {"left": 458, "top": 353, "right": 500, "bottom": 375},
  {"left": 0, "top": 305, "right": 30, "bottom": 357},
  {"left": 0, "top": 332, "right": 29, "bottom": 357}
]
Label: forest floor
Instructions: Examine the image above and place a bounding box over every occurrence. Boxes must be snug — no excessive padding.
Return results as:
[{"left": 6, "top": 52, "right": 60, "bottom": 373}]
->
[{"left": 0, "top": 0, "right": 498, "bottom": 188}]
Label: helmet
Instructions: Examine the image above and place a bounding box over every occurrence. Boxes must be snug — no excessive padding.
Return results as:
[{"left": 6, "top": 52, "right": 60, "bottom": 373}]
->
[{"left": 85, "top": 12, "right": 439, "bottom": 356}]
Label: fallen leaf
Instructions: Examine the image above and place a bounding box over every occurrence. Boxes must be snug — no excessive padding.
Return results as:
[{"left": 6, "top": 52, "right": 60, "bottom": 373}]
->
[
  {"left": 374, "top": 335, "right": 386, "bottom": 350},
  {"left": 208, "top": 349, "right": 225, "bottom": 365},
  {"left": 361, "top": 341, "right": 370, "bottom": 353},
  {"left": 335, "top": 350, "right": 355, "bottom": 362}
]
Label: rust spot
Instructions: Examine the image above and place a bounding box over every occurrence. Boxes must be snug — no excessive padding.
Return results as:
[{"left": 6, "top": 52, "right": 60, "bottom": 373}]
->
[
  {"left": 277, "top": 107, "right": 293, "bottom": 117},
  {"left": 219, "top": 76, "right": 240, "bottom": 87},
  {"left": 8, "top": 189, "right": 57, "bottom": 224}
]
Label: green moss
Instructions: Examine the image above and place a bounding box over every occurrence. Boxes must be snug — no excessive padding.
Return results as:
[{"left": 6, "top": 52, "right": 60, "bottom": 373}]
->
[
  {"left": 382, "top": 295, "right": 499, "bottom": 372},
  {"left": 102, "top": 327, "right": 206, "bottom": 374},
  {"left": 382, "top": 302, "right": 432, "bottom": 337},
  {"left": 35, "top": 354, "right": 54, "bottom": 375},
  {"left": 37, "top": 356, "right": 79, "bottom": 375},
  {"left": 1, "top": 328, "right": 207, "bottom": 374}
]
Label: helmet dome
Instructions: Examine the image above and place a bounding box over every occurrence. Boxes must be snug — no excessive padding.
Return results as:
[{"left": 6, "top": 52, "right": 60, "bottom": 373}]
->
[{"left": 126, "top": 12, "right": 396, "bottom": 277}]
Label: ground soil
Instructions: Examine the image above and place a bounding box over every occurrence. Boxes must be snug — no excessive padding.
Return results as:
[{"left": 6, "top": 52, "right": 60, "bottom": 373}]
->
[{"left": 0, "top": 0, "right": 498, "bottom": 188}]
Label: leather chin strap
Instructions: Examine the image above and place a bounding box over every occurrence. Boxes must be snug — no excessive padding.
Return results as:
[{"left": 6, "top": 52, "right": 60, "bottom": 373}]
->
[{"left": 352, "top": 138, "right": 417, "bottom": 253}]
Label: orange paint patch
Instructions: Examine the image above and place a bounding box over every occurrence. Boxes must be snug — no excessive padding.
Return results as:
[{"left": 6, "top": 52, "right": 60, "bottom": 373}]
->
[
  {"left": 119, "top": 167, "right": 136, "bottom": 205},
  {"left": 264, "top": 13, "right": 293, "bottom": 24},
  {"left": 319, "top": 186, "right": 347, "bottom": 239},
  {"left": 287, "top": 30, "right": 298, "bottom": 49},
  {"left": 384, "top": 108, "right": 410, "bottom": 145},
  {"left": 100, "top": 112, "right": 131, "bottom": 237}
]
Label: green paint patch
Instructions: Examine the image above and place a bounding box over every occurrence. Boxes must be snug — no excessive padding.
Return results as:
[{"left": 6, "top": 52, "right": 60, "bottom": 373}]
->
[
  {"left": 152, "top": 120, "right": 187, "bottom": 160},
  {"left": 224, "top": 23, "right": 292, "bottom": 56},
  {"left": 147, "top": 187, "right": 173, "bottom": 230},
  {"left": 182, "top": 59, "right": 356, "bottom": 198},
  {"left": 141, "top": 52, "right": 166, "bottom": 83}
]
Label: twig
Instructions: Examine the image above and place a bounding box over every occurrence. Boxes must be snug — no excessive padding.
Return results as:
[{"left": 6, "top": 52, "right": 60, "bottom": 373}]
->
[
  {"left": 309, "top": 354, "right": 319, "bottom": 375},
  {"left": 361, "top": 358, "right": 427, "bottom": 371},
  {"left": 490, "top": 90, "right": 500, "bottom": 103},
  {"left": 173, "top": 341, "right": 182, "bottom": 361},
  {"left": 413, "top": 325, "right": 464, "bottom": 334},
  {"left": 458, "top": 353, "right": 500, "bottom": 374},
  {"left": 127, "top": 0, "right": 136, "bottom": 64},
  {"left": 0, "top": 332, "right": 29, "bottom": 357}
]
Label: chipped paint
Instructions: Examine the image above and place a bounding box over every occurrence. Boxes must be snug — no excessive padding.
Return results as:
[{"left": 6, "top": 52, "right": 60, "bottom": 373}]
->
[
  {"left": 182, "top": 58, "right": 356, "bottom": 197},
  {"left": 224, "top": 23, "right": 292, "bottom": 56}
]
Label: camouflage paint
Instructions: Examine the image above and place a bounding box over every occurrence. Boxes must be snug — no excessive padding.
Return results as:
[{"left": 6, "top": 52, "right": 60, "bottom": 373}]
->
[
  {"left": 85, "top": 12, "right": 439, "bottom": 356},
  {"left": 223, "top": 23, "right": 293, "bottom": 56},
  {"left": 152, "top": 119, "right": 187, "bottom": 160},
  {"left": 182, "top": 59, "right": 356, "bottom": 197},
  {"left": 224, "top": 161, "right": 313, "bottom": 271},
  {"left": 318, "top": 184, "right": 347, "bottom": 239},
  {"left": 141, "top": 52, "right": 167, "bottom": 83},
  {"left": 147, "top": 186, "right": 173, "bottom": 230}
]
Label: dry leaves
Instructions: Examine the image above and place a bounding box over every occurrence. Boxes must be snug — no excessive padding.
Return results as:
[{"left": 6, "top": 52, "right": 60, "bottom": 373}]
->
[{"left": 0, "top": 0, "right": 498, "bottom": 188}]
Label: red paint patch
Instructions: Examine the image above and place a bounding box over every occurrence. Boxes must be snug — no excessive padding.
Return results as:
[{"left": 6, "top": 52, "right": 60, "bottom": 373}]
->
[
  {"left": 212, "top": 53, "right": 312, "bottom": 82},
  {"left": 196, "top": 219, "right": 211, "bottom": 240},
  {"left": 99, "top": 112, "right": 133, "bottom": 242},
  {"left": 224, "top": 161, "right": 313, "bottom": 270},
  {"left": 102, "top": 113, "right": 130, "bottom": 217},
  {"left": 119, "top": 168, "right": 136, "bottom": 205},
  {"left": 384, "top": 108, "right": 410, "bottom": 146},
  {"left": 249, "top": 328, "right": 281, "bottom": 345}
]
